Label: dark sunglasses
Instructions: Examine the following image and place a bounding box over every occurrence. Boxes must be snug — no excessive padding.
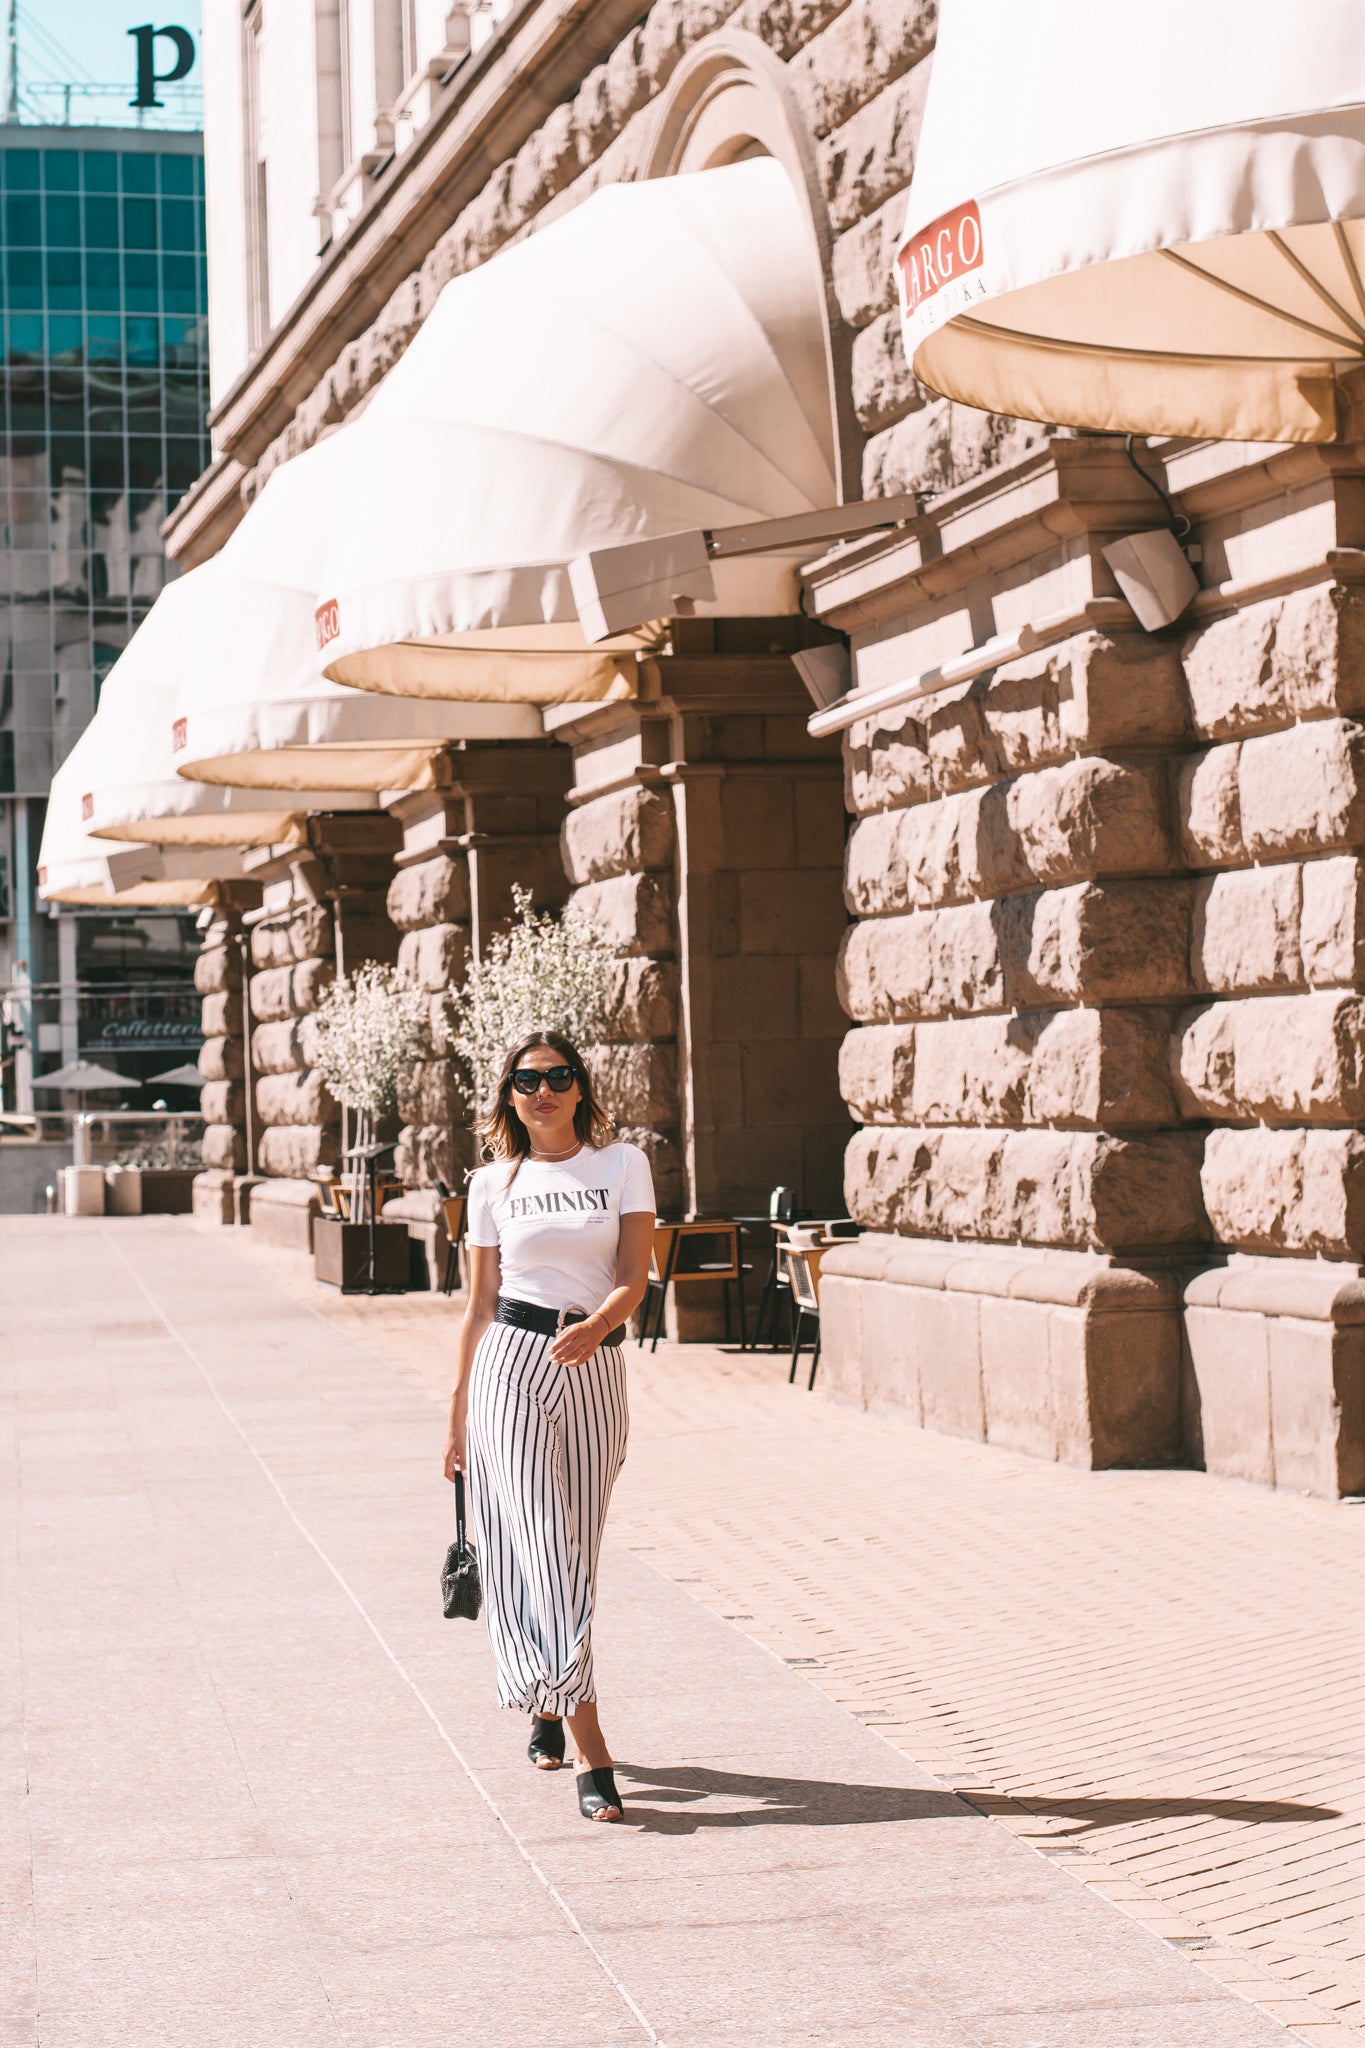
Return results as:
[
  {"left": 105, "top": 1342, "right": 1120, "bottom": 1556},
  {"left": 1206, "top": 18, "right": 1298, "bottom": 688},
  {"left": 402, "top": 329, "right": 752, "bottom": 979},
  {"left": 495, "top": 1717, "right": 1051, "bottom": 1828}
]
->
[{"left": 511, "top": 1064, "right": 577, "bottom": 1096}]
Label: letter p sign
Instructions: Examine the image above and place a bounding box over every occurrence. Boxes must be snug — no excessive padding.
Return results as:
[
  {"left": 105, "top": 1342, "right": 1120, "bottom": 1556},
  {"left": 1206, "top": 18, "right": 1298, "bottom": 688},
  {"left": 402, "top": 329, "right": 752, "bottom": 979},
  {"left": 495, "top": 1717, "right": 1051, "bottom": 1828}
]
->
[{"left": 129, "top": 24, "right": 196, "bottom": 110}]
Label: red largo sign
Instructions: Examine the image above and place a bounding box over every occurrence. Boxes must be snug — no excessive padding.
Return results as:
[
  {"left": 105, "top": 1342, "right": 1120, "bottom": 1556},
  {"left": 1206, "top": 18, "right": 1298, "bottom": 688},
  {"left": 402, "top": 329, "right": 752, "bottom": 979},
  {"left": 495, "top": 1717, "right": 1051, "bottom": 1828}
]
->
[
  {"left": 900, "top": 197, "right": 986, "bottom": 342},
  {"left": 315, "top": 599, "right": 340, "bottom": 651}
]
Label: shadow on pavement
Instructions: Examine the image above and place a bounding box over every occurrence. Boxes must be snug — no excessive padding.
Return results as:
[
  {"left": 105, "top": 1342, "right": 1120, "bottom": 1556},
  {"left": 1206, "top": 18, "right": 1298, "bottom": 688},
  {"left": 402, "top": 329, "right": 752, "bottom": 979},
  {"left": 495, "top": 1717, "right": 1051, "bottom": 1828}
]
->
[
  {"left": 968, "top": 1794, "right": 1342, "bottom": 1832},
  {"left": 616, "top": 1763, "right": 966, "bottom": 1833}
]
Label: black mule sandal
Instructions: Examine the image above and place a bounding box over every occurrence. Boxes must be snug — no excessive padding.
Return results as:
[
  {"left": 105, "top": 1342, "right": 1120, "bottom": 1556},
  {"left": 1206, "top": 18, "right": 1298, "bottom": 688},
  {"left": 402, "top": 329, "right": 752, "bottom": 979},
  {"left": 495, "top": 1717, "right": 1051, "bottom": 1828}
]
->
[
  {"left": 528, "top": 1714, "right": 566, "bottom": 1769},
  {"left": 576, "top": 1766, "right": 623, "bottom": 1822}
]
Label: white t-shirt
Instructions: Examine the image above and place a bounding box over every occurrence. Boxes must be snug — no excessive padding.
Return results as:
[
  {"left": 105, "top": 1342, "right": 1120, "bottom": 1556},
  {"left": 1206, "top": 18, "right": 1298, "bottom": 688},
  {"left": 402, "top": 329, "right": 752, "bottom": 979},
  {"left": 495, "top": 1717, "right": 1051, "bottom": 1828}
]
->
[{"left": 465, "top": 1141, "right": 656, "bottom": 1313}]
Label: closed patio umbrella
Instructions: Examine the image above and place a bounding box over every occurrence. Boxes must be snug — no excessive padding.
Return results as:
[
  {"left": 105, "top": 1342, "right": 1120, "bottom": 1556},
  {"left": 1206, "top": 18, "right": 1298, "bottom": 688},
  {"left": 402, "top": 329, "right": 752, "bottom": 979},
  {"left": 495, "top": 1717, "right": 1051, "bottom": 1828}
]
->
[
  {"left": 316, "top": 156, "right": 838, "bottom": 699},
  {"left": 897, "top": 0, "right": 1365, "bottom": 443},
  {"left": 171, "top": 428, "right": 542, "bottom": 795}
]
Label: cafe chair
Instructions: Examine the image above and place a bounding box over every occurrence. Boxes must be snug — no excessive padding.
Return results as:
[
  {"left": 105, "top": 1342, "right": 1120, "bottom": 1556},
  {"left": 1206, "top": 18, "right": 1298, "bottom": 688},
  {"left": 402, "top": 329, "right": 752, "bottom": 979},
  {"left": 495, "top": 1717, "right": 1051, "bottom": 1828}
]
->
[
  {"left": 316, "top": 1174, "right": 350, "bottom": 1221},
  {"left": 749, "top": 1218, "right": 798, "bottom": 1351},
  {"left": 433, "top": 1180, "right": 468, "bottom": 1296},
  {"left": 639, "top": 1219, "right": 746, "bottom": 1352},
  {"left": 783, "top": 1244, "right": 826, "bottom": 1390}
]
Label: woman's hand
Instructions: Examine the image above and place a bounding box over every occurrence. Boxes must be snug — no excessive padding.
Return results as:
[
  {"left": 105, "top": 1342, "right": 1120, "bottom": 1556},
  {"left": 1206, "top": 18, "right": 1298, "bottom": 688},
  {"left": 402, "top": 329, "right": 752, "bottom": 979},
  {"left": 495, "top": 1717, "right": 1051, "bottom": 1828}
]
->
[
  {"left": 550, "top": 1312, "right": 608, "bottom": 1369},
  {"left": 443, "top": 1387, "right": 468, "bottom": 1480}
]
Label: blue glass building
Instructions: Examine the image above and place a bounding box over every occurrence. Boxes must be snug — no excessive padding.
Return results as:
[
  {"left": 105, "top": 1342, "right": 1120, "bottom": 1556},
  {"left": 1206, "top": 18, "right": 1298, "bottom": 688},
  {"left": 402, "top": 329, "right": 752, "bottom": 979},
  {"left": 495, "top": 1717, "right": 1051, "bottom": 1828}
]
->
[{"left": 0, "top": 126, "right": 209, "bottom": 1113}]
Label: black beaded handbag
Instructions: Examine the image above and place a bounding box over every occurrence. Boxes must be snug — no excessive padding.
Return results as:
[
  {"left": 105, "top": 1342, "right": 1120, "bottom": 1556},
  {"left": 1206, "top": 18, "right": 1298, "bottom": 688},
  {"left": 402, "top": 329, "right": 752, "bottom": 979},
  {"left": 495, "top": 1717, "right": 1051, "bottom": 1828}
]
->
[{"left": 441, "top": 1472, "right": 483, "bottom": 1621}]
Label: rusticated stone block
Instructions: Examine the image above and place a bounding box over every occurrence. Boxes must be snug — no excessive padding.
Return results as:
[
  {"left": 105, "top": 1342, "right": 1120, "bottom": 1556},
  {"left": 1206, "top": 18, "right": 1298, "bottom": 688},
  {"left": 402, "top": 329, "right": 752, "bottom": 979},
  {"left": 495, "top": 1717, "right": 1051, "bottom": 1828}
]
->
[
  {"left": 198, "top": 1035, "right": 244, "bottom": 1083},
  {"left": 250, "top": 1018, "right": 310, "bottom": 1075},
  {"left": 396, "top": 923, "right": 468, "bottom": 992},
  {"left": 200, "top": 989, "right": 243, "bottom": 1038},
  {"left": 845, "top": 1125, "right": 1207, "bottom": 1250},
  {"left": 250, "top": 906, "right": 333, "bottom": 970},
  {"left": 789, "top": 0, "right": 938, "bottom": 137},
  {"left": 249, "top": 957, "right": 334, "bottom": 1023},
  {"left": 257, "top": 1124, "right": 340, "bottom": 1179},
  {"left": 841, "top": 1009, "right": 1177, "bottom": 1128},
  {"left": 846, "top": 759, "right": 1173, "bottom": 915},
  {"left": 1192, "top": 866, "right": 1303, "bottom": 993},
  {"left": 1202, "top": 1126, "right": 1365, "bottom": 1257},
  {"left": 201, "top": 1125, "right": 246, "bottom": 1173},
  {"left": 1178, "top": 743, "right": 1244, "bottom": 867},
  {"left": 569, "top": 871, "right": 673, "bottom": 956},
  {"left": 863, "top": 400, "right": 1046, "bottom": 501},
  {"left": 820, "top": 59, "right": 929, "bottom": 235},
  {"left": 614, "top": 1124, "right": 681, "bottom": 1216},
  {"left": 599, "top": 958, "right": 679, "bottom": 1042},
  {"left": 256, "top": 1069, "right": 339, "bottom": 1129},
  {"left": 1303, "top": 856, "right": 1365, "bottom": 985},
  {"left": 1239, "top": 719, "right": 1365, "bottom": 860},
  {"left": 561, "top": 786, "right": 674, "bottom": 885},
  {"left": 395, "top": 1122, "right": 475, "bottom": 1190},
  {"left": 831, "top": 189, "right": 906, "bottom": 329},
  {"left": 1176, "top": 992, "right": 1365, "bottom": 1124},
  {"left": 1182, "top": 583, "right": 1365, "bottom": 739},
  {"left": 395, "top": 1058, "right": 466, "bottom": 1129},
  {"left": 839, "top": 1023, "right": 916, "bottom": 1122},
  {"left": 194, "top": 945, "right": 241, "bottom": 996},
  {"left": 851, "top": 310, "right": 926, "bottom": 437},
  {"left": 386, "top": 855, "right": 470, "bottom": 933},
  {"left": 334, "top": 902, "right": 402, "bottom": 968},
  {"left": 585, "top": 1042, "right": 678, "bottom": 1127},
  {"left": 844, "top": 710, "right": 933, "bottom": 816},
  {"left": 837, "top": 879, "right": 1193, "bottom": 1022},
  {"left": 199, "top": 1080, "right": 244, "bottom": 1127}
]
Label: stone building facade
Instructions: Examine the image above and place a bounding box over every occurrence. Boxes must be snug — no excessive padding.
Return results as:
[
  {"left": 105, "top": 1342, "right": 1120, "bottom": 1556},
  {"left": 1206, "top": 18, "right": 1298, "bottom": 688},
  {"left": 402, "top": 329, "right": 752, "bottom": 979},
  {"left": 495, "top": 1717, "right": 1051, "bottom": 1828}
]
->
[{"left": 161, "top": 0, "right": 1365, "bottom": 1494}]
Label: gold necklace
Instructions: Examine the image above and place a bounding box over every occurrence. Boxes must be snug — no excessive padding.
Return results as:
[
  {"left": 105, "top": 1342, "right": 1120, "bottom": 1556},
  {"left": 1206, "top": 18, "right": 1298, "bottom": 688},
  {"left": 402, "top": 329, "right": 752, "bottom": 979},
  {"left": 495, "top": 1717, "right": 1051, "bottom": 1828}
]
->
[{"left": 529, "top": 1138, "right": 583, "bottom": 1162}]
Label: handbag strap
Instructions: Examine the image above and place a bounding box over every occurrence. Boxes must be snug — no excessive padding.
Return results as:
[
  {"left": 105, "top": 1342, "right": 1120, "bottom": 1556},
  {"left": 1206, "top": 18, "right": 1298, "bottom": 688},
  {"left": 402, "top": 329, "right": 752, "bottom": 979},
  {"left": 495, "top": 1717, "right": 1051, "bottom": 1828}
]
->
[{"left": 454, "top": 1468, "right": 467, "bottom": 1546}]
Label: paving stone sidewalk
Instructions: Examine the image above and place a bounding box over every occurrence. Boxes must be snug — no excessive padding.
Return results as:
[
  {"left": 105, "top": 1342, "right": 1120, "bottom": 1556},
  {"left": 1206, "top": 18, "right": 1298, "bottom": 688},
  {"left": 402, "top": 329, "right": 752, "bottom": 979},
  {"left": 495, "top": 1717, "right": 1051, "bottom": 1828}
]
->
[
  {"left": 0, "top": 1218, "right": 1351, "bottom": 2045},
  {"left": 232, "top": 1228, "right": 1365, "bottom": 2045}
]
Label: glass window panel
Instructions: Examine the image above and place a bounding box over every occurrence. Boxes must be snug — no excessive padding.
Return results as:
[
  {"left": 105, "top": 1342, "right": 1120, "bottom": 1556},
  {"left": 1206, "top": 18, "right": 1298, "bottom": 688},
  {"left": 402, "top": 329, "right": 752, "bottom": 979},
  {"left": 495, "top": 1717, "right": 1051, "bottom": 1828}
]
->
[
  {"left": 5, "top": 193, "right": 40, "bottom": 244},
  {"left": 47, "top": 387, "right": 84, "bottom": 434},
  {"left": 120, "top": 154, "right": 155, "bottom": 194},
  {"left": 84, "top": 248, "right": 121, "bottom": 311},
  {"left": 159, "top": 198, "right": 196, "bottom": 252},
  {"left": 128, "top": 439, "right": 163, "bottom": 490},
  {"left": 166, "top": 439, "right": 203, "bottom": 493},
  {"left": 3, "top": 150, "right": 39, "bottom": 190},
  {"left": 5, "top": 314, "right": 43, "bottom": 362},
  {"left": 84, "top": 316, "right": 120, "bottom": 363},
  {"left": 123, "top": 252, "right": 158, "bottom": 313},
  {"left": 82, "top": 193, "right": 119, "bottom": 247},
  {"left": 46, "top": 317, "right": 83, "bottom": 364},
  {"left": 124, "top": 317, "right": 159, "bottom": 365},
  {"left": 162, "top": 370, "right": 201, "bottom": 434},
  {"left": 160, "top": 154, "right": 195, "bottom": 196},
  {"left": 88, "top": 437, "right": 126, "bottom": 491},
  {"left": 122, "top": 196, "right": 157, "bottom": 249},
  {"left": 42, "top": 152, "right": 79, "bottom": 191},
  {"left": 161, "top": 316, "right": 203, "bottom": 368},
  {"left": 162, "top": 254, "right": 197, "bottom": 314},
  {"left": 44, "top": 193, "right": 80, "bottom": 246},
  {"left": 82, "top": 151, "right": 117, "bottom": 193},
  {"left": 49, "top": 436, "right": 86, "bottom": 483},
  {"left": 5, "top": 249, "right": 41, "bottom": 308},
  {"left": 45, "top": 249, "right": 80, "bottom": 310},
  {"left": 8, "top": 371, "right": 44, "bottom": 432}
]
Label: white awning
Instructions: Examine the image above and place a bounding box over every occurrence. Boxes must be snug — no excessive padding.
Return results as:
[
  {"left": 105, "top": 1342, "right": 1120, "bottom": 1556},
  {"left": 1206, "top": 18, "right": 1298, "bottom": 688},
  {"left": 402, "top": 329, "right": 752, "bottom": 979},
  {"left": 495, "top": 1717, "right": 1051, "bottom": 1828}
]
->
[
  {"left": 317, "top": 157, "right": 837, "bottom": 698},
  {"left": 173, "top": 430, "right": 543, "bottom": 793},
  {"left": 37, "top": 730, "right": 247, "bottom": 906},
  {"left": 79, "top": 570, "right": 379, "bottom": 846},
  {"left": 897, "top": 0, "right": 1365, "bottom": 443}
]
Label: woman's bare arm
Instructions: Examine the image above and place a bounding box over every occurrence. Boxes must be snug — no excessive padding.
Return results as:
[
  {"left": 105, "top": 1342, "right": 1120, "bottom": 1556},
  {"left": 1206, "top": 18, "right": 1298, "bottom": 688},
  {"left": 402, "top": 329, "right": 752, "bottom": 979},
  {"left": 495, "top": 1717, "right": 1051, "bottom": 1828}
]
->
[
  {"left": 443, "top": 1243, "right": 500, "bottom": 1479},
  {"left": 549, "top": 1210, "right": 655, "bottom": 1367}
]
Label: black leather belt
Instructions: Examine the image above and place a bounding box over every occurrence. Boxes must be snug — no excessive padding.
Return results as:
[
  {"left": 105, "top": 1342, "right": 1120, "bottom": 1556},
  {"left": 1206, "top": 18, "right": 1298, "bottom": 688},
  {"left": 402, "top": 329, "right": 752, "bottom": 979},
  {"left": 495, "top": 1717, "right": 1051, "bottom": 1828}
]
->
[{"left": 495, "top": 1295, "right": 627, "bottom": 1349}]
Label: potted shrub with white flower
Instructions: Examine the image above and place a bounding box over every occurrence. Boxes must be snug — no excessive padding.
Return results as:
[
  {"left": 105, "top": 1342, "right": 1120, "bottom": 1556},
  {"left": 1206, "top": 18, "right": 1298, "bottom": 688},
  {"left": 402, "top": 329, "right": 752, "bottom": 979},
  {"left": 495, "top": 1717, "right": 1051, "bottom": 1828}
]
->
[{"left": 308, "top": 960, "right": 431, "bottom": 1292}]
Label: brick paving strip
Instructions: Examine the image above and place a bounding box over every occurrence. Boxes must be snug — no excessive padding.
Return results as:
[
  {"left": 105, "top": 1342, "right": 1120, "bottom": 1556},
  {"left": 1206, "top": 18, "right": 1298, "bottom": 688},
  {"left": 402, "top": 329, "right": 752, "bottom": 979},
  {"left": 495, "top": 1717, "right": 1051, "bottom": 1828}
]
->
[{"left": 0, "top": 1223, "right": 1348, "bottom": 2047}]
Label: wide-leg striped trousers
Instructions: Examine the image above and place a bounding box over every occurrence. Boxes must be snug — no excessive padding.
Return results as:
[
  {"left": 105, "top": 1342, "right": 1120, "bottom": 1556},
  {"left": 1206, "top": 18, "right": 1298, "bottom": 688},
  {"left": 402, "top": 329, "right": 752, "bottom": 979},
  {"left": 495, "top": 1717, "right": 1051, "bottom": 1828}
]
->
[{"left": 465, "top": 1320, "right": 629, "bottom": 1715}]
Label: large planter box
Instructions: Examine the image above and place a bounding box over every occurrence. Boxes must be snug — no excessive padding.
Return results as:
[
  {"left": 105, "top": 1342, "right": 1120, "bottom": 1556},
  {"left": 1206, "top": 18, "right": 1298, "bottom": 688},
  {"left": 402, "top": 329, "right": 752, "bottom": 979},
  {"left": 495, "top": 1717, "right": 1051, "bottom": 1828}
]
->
[
  {"left": 313, "top": 1216, "right": 410, "bottom": 1293},
  {"left": 105, "top": 1167, "right": 198, "bottom": 1216}
]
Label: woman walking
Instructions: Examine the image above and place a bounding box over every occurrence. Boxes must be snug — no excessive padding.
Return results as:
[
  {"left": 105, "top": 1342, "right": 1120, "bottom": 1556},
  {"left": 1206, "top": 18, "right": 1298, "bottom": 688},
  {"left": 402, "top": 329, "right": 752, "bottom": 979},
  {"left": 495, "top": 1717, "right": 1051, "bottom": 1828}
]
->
[{"left": 443, "top": 1030, "right": 655, "bottom": 1823}]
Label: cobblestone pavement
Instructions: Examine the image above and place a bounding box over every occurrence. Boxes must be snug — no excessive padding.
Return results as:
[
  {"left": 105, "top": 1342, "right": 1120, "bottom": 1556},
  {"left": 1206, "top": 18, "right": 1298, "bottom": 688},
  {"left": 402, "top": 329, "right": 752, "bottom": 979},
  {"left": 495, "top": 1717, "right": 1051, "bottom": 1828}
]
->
[
  {"left": 4, "top": 1217, "right": 1358, "bottom": 2046},
  {"left": 239, "top": 1237, "right": 1365, "bottom": 2047}
]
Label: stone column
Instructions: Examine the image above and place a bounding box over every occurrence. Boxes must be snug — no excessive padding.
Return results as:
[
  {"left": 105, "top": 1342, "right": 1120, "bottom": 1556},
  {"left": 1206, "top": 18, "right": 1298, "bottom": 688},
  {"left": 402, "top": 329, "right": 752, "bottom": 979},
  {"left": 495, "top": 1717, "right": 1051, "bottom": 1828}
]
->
[
  {"left": 246, "top": 814, "right": 401, "bottom": 1250},
  {"left": 192, "top": 901, "right": 252, "bottom": 1225},
  {"left": 384, "top": 748, "right": 571, "bottom": 1285}
]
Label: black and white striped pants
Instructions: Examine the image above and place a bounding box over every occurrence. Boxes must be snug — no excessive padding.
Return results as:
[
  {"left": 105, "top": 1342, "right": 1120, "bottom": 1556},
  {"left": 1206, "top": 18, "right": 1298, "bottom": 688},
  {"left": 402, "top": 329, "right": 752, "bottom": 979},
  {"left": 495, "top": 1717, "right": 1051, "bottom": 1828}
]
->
[{"left": 465, "top": 1319, "right": 629, "bottom": 1715}]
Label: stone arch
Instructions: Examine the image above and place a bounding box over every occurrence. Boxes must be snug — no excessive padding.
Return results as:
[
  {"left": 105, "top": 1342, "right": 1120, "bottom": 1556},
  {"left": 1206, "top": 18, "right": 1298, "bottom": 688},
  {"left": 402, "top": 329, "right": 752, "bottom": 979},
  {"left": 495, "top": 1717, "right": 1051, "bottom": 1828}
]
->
[{"left": 640, "top": 32, "right": 860, "bottom": 504}]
